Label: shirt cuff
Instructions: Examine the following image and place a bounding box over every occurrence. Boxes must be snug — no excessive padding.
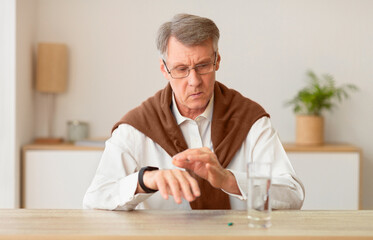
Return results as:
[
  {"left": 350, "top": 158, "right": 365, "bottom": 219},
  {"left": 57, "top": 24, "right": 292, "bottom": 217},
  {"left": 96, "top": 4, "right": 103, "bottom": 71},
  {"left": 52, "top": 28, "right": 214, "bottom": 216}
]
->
[
  {"left": 221, "top": 169, "right": 246, "bottom": 201},
  {"left": 118, "top": 171, "right": 154, "bottom": 210}
]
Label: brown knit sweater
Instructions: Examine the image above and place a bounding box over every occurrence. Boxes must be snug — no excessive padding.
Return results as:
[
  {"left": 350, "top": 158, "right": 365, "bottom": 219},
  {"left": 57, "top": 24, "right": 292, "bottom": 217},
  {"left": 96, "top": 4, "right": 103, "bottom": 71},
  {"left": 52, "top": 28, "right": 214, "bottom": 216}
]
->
[{"left": 112, "top": 81, "right": 269, "bottom": 209}]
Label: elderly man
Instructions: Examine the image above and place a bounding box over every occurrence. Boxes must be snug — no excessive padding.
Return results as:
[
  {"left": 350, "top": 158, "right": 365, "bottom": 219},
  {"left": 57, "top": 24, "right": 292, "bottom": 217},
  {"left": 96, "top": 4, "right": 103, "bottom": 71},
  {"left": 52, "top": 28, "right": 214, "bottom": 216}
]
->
[{"left": 83, "top": 14, "right": 304, "bottom": 210}]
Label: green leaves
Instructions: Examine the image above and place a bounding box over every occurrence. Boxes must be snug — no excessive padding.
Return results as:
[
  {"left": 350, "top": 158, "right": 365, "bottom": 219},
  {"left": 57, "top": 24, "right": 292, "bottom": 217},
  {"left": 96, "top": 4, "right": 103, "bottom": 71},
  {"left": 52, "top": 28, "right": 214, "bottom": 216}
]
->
[{"left": 286, "top": 70, "right": 358, "bottom": 116}]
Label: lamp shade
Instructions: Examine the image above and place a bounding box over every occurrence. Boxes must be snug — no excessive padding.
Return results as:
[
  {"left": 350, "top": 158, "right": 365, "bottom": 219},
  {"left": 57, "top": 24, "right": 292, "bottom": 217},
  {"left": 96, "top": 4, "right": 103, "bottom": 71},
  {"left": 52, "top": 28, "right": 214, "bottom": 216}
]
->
[{"left": 36, "top": 43, "right": 67, "bottom": 93}]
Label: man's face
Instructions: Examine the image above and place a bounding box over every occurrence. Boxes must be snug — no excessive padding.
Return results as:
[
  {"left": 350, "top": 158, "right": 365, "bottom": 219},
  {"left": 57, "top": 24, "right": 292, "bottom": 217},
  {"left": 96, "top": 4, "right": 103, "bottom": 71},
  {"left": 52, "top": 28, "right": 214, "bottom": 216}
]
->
[{"left": 160, "top": 37, "right": 220, "bottom": 118}]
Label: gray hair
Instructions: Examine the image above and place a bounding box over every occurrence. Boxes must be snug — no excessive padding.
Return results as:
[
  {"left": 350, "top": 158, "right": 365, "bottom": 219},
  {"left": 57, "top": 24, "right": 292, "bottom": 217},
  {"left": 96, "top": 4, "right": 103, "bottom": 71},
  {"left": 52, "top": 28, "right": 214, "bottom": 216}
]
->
[{"left": 156, "top": 13, "right": 220, "bottom": 59}]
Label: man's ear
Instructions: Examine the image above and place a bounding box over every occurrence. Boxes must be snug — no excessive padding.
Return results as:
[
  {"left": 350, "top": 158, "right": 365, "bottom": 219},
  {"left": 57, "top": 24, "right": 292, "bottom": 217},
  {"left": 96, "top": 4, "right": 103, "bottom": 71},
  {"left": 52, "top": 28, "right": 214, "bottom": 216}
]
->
[
  {"left": 215, "top": 52, "right": 221, "bottom": 71},
  {"left": 159, "top": 58, "right": 169, "bottom": 79}
]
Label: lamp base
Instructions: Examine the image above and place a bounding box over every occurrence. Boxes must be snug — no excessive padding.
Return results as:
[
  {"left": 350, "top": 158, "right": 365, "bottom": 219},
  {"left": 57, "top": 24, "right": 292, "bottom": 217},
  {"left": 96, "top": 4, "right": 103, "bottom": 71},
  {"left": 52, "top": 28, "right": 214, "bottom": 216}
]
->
[{"left": 34, "top": 137, "right": 64, "bottom": 144}]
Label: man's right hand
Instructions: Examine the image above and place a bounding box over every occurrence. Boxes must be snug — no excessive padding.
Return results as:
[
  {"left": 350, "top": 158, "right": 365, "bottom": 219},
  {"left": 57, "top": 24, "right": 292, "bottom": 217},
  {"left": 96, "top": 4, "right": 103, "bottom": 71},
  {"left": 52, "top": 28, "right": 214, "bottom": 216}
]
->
[{"left": 136, "top": 169, "right": 200, "bottom": 204}]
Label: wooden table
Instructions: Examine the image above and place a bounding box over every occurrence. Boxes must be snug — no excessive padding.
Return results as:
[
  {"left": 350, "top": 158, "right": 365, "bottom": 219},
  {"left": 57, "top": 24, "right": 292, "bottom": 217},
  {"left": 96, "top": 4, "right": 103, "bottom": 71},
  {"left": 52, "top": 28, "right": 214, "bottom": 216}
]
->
[{"left": 1, "top": 209, "right": 373, "bottom": 239}]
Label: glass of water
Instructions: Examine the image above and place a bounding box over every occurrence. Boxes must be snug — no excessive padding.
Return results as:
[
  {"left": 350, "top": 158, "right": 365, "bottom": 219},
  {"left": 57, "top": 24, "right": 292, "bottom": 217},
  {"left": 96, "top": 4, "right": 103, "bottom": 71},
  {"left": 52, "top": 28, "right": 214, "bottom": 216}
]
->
[{"left": 247, "top": 161, "right": 272, "bottom": 228}]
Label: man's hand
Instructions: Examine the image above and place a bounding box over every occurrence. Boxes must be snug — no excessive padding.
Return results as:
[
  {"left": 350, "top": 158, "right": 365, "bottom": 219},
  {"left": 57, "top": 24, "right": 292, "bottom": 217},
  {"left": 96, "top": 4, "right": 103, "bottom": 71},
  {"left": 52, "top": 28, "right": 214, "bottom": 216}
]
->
[
  {"left": 136, "top": 169, "right": 200, "bottom": 204},
  {"left": 172, "top": 147, "right": 240, "bottom": 195}
]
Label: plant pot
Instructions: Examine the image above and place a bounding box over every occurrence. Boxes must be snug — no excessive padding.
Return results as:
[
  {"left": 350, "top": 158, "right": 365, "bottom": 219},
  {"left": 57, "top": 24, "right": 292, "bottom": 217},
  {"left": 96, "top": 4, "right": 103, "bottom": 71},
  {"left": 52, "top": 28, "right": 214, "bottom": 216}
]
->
[{"left": 296, "top": 115, "right": 324, "bottom": 146}]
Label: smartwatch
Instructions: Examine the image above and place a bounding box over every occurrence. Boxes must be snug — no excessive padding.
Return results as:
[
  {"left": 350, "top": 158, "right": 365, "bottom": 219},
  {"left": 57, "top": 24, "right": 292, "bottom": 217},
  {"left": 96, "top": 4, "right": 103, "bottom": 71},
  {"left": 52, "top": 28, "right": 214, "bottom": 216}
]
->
[{"left": 138, "top": 166, "right": 159, "bottom": 193}]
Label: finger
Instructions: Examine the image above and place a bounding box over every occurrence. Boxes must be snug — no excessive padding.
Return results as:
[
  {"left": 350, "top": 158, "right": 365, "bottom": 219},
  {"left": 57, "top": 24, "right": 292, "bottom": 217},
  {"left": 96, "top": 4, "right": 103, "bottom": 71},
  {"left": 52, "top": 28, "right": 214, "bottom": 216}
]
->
[
  {"left": 172, "top": 158, "right": 192, "bottom": 169},
  {"left": 173, "top": 151, "right": 211, "bottom": 165},
  {"left": 165, "top": 172, "right": 183, "bottom": 204},
  {"left": 200, "top": 147, "right": 212, "bottom": 153},
  {"left": 186, "top": 153, "right": 213, "bottom": 163},
  {"left": 173, "top": 148, "right": 204, "bottom": 160},
  {"left": 174, "top": 171, "right": 196, "bottom": 202},
  {"left": 184, "top": 173, "right": 201, "bottom": 197},
  {"left": 172, "top": 153, "right": 189, "bottom": 162},
  {"left": 155, "top": 173, "right": 169, "bottom": 200}
]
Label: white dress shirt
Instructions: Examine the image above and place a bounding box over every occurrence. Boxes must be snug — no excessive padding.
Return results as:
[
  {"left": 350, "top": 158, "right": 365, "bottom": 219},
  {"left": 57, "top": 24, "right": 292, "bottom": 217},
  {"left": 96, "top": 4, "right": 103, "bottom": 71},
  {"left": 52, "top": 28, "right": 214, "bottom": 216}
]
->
[{"left": 83, "top": 95, "right": 304, "bottom": 210}]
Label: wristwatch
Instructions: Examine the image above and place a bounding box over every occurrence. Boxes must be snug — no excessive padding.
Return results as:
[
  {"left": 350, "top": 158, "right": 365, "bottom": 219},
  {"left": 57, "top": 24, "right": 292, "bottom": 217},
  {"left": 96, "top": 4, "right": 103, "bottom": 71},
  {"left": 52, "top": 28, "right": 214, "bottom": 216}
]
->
[{"left": 138, "top": 166, "right": 159, "bottom": 193}]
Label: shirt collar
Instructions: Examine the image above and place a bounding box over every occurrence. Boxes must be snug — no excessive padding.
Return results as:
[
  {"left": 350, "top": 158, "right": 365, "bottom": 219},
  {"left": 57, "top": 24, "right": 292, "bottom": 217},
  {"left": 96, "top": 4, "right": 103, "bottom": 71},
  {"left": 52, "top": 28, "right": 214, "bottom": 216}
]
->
[{"left": 171, "top": 93, "right": 214, "bottom": 125}]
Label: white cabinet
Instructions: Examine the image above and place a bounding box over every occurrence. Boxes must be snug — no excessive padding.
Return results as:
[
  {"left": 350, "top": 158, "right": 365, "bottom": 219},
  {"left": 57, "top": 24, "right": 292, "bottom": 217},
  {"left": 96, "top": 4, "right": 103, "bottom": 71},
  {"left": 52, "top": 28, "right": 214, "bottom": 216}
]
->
[
  {"left": 284, "top": 143, "right": 361, "bottom": 210},
  {"left": 22, "top": 144, "right": 103, "bottom": 209},
  {"left": 22, "top": 143, "right": 361, "bottom": 210}
]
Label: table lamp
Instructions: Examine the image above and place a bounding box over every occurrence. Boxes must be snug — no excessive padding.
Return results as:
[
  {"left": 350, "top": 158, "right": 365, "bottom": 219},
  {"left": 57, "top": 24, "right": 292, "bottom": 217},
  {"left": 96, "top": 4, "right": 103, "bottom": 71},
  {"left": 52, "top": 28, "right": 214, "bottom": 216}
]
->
[{"left": 34, "top": 43, "right": 68, "bottom": 144}]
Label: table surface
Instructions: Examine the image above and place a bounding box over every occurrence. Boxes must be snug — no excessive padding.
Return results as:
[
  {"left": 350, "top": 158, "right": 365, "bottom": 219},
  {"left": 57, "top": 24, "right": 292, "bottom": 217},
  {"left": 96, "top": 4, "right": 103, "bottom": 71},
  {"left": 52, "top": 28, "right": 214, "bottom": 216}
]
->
[{"left": 1, "top": 209, "right": 373, "bottom": 240}]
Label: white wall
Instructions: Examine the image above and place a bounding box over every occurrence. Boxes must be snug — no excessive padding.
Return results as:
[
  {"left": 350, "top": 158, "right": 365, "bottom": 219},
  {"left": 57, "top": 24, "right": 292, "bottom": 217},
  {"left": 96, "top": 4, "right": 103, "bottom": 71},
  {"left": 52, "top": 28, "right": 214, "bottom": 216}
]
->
[
  {"left": 30, "top": 0, "right": 373, "bottom": 209},
  {"left": 15, "top": 0, "right": 37, "bottom": 205},
  {"left": 0, "top": 0, "right": 37, "bottom": 208},
  {"left": 0, "top": 0, "right": 16, "bottom": 208}
]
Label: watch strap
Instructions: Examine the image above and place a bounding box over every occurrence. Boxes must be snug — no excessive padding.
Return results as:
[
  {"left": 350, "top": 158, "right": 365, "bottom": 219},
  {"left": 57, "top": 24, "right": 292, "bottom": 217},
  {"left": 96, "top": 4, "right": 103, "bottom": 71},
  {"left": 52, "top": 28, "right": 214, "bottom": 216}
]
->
[{"left": 138, "top": 166, "right": 159, "bottom": 193}]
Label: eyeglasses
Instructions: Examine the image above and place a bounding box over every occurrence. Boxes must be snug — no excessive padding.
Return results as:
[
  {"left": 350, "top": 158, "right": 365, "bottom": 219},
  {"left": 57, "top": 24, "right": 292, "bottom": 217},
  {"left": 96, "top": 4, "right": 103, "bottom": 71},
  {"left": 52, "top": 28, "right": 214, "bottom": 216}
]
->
[{"left": 163, "top": 52, "right": 217, "bottom": 79}]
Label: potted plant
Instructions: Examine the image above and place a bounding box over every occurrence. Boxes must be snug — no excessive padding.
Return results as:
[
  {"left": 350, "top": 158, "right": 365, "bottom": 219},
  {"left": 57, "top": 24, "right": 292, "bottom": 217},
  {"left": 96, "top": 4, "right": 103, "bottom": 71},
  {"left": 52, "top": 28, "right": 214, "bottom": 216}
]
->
[{"left": 286, "top": 70, "right": 358, "bottom": 146}]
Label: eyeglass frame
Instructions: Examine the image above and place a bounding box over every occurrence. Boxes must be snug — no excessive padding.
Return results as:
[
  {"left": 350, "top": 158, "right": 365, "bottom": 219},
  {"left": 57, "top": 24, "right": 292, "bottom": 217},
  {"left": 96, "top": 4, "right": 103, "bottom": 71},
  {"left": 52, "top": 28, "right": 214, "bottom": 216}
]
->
[{"left": 162, "top": 52, "right": 217, "bottom": 79}]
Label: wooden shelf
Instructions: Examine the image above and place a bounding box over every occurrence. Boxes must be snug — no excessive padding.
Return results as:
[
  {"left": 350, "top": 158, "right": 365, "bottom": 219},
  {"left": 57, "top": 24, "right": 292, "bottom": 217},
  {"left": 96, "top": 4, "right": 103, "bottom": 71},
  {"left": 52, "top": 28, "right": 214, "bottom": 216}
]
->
[
  {"left": 23, "top": 143, "right": 104, "bottom": 151},
  {"left": 283, "top": 143, "right": 361, "bottom": 152}
]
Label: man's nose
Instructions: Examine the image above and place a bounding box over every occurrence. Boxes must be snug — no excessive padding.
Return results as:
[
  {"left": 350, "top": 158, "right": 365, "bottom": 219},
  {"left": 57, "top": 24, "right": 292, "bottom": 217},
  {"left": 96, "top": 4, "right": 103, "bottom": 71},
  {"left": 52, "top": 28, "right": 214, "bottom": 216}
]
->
[{"left": 187, "top": 68, "right": 202, "bottom": 86}]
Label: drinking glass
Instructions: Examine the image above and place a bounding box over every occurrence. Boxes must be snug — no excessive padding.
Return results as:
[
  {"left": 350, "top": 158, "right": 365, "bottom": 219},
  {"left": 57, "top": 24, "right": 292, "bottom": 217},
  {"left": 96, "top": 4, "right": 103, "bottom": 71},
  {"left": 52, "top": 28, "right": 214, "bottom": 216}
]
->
[{"left": 247, "top": 161, "right": 272, "bottom": 228}]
